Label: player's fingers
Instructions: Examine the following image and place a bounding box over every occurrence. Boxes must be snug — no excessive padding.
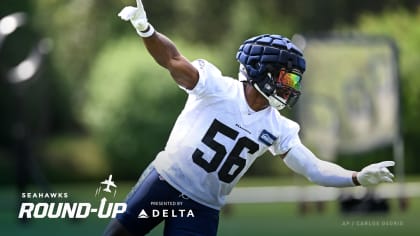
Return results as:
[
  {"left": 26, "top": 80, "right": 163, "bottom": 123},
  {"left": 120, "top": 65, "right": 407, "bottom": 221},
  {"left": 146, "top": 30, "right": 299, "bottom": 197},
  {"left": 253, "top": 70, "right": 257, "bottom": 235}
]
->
[
  {"left": 136, "top": 0, "right": 144, "bottom": 9},
  {"left": 380, "top": 167, "right": 394, "bottom": 179},
  {"left": 378, "top": 161, "right": 395, "bottom": 168},
  {"left": 118, "top": 6, "right": 137, "bottom": 20},
  {"left": 381, "top": 176, "right": 393, "bottom": 183},
  {"left": 380, "top": 167, "right": 390, "bottom": 174}
]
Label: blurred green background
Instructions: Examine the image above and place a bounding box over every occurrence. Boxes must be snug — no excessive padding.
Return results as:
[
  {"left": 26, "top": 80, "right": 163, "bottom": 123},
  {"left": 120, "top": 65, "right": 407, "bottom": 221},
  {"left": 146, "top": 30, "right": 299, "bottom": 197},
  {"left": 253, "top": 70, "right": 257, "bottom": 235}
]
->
[{"left": 1, "top": 0, "right": 420, "bottom": 235}]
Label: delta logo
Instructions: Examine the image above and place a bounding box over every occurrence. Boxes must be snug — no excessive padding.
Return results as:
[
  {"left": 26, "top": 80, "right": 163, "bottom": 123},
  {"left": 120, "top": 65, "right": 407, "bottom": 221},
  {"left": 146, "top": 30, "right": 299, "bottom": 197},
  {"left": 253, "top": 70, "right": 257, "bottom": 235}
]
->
[{"left": 137, "top": 209, "right": 195, "bottom": 219}]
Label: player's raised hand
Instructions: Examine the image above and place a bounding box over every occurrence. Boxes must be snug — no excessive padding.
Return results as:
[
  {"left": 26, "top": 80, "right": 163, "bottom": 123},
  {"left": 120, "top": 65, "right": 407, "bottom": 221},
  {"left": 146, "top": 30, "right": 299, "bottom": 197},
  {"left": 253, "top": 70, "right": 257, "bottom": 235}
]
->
[
  {"left": 118, "top": 0, "right": 154, "bottom": 37},
  {"left": 356, "top": 161, "right": 395, "bottom": 186}
]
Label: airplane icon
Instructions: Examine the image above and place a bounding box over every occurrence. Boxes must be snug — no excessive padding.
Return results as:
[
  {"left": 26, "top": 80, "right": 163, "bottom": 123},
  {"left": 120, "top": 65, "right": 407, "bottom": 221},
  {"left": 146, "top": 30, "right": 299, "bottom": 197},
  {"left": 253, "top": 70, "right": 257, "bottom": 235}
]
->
[{"left": 100, "top": 175, "right": 117, "bottom": 193}]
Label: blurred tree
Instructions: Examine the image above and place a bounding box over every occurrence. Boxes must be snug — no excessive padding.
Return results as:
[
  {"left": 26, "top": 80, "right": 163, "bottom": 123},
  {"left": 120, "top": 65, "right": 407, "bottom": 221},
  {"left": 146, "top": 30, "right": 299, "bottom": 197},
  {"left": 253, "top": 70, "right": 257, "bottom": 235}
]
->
[
  {"left": 0, "top": 1, "right": 52, "bottom": 186},
  {"left": 278, "top": 0, "right": 419, "bottom": 32},
  {"left": 0, "top": 0, "right": 34, "bottom": 149},
  {"left": 352, "top": 8, "right": 420, "bottom": 173},
  {"left": 83, "top": 36, "right": 221, "bottom": 178},
  {"left": 31, "top": 0, "right": 120, "bottom": 130}
]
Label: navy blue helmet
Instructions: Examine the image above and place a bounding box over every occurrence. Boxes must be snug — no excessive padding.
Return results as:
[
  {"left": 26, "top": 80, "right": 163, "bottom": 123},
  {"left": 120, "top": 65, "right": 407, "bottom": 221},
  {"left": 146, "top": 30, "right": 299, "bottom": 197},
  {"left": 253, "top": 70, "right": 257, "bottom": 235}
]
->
[{"left": 236, "top": 34, "right": 306, "bottom": 110}]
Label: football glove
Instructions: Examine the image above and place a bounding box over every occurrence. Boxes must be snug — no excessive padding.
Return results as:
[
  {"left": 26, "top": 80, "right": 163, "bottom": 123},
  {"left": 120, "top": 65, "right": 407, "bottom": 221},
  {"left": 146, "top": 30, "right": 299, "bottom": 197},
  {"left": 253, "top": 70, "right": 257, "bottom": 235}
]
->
[
  {"left": 356, "top": 161, "right": 395, "bottom": 186},
  {"left": 118, "top": 0, "right": 155, "bottom": 37}
]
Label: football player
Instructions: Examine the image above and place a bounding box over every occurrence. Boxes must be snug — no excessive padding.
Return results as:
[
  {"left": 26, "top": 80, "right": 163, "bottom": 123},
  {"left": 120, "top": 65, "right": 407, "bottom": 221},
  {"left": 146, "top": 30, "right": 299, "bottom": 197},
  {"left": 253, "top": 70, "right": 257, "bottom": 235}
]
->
[{"left": 104, "top": 1, "right": 395, "bottom": 235}]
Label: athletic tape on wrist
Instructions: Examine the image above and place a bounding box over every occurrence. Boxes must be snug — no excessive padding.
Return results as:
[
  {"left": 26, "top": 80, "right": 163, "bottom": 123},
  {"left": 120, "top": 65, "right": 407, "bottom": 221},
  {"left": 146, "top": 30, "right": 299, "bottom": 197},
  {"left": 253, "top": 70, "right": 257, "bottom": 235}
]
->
[
  {"left": 352, "top": 172, "right": 361, "bottom": 186},
  {"left": 137, "top": 23, "right": 155, "bottom": 38}
]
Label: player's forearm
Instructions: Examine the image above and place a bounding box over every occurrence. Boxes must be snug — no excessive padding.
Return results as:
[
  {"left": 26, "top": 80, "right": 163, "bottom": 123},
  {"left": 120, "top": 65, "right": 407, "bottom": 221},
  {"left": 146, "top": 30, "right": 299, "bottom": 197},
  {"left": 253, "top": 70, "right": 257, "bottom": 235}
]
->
[
  {"left": 142, "top": 32, "right": 181, "bottom": 69},
  {"left": 118, "top": 3, "right": 198, "bottom": 89},
  {"left": 141, "top": 31, "right": 198, "bottom": 90},
  {"left": 305, "top": 159, "right": 356, "bottom": 187},
  {"left": 118, "top": 3, "right": 182, "bottom": 70},
  {"left": 283, "top": 144, "right": 357, "bottom": 187}
]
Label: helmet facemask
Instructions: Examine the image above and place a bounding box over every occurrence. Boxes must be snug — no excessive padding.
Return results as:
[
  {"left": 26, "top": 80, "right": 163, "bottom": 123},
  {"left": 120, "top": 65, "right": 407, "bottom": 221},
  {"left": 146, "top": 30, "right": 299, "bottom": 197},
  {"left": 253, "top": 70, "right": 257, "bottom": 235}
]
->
[{"left": 240, "top": 64, "right": 302, "bottom": 110}]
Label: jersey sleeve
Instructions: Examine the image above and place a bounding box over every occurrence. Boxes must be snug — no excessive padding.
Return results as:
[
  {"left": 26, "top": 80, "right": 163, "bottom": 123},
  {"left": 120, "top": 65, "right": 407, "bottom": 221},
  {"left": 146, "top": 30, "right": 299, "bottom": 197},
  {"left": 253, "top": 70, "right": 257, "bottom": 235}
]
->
[
  {"left": 178, "top": 59, "right": 226, "bottom": 97},
  {"left": 269, "top": 116, "right": 302, "bottom": 156}
]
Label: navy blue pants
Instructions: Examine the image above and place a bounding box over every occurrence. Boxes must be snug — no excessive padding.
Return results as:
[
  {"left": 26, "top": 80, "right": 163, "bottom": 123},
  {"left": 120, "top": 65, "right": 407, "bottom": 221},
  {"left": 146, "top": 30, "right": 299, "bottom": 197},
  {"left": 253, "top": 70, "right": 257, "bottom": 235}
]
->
[{"left": 117, "top": 165, "right": 220, "bottom": 236}]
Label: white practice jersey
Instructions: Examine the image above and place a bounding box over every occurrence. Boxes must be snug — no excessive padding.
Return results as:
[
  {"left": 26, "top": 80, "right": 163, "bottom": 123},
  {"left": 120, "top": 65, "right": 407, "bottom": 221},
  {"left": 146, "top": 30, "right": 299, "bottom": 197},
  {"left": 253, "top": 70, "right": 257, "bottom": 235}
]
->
[{"left": 153, "top": 59, "right": 301, "bottom": 210}]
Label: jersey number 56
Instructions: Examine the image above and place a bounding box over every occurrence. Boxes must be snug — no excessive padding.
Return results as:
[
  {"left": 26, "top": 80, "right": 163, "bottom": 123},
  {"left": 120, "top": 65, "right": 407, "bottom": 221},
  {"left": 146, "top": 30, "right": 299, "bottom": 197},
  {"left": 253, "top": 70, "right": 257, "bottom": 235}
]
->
[{"left": 192, "top": 119, "right": 259, "bottom": 183}]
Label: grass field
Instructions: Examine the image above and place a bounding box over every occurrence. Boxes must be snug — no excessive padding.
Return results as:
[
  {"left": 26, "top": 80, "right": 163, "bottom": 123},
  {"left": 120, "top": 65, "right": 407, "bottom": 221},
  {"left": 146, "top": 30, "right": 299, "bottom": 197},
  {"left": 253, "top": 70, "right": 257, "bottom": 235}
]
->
[{"left": 1, "top": 179, "right": 419, "bottom": 236}]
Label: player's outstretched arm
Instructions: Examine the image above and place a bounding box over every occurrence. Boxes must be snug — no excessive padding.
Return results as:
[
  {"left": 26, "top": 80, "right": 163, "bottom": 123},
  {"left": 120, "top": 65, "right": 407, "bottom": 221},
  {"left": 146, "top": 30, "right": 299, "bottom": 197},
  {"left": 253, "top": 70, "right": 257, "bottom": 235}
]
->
[
  {"left": 118, "top": 0, "right": 199, "bottom": 90},
  {"left": 282, "top": 143, "right": 395, "bottom": 187}
]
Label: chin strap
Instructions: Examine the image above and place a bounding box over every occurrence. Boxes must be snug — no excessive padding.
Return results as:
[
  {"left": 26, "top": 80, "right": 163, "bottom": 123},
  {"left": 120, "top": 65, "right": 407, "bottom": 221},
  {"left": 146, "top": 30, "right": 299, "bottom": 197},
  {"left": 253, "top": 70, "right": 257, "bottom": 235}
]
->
[
  {"left": 239, "top": 64, "right": 287, "bottom": 110},
  {"left": 253, "top": 83, "right": 286, "bottom": 110}
]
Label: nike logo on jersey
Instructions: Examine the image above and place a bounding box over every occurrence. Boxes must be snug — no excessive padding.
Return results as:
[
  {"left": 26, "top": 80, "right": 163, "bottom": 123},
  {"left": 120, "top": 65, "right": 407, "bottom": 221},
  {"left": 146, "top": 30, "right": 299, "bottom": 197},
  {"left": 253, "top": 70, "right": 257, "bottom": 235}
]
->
[
  {"left": 235, "top": 123, "right": 252, "bottom": 134},
  {"left": 258, "top": 130, "right": 277, "bottom": 146}
]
